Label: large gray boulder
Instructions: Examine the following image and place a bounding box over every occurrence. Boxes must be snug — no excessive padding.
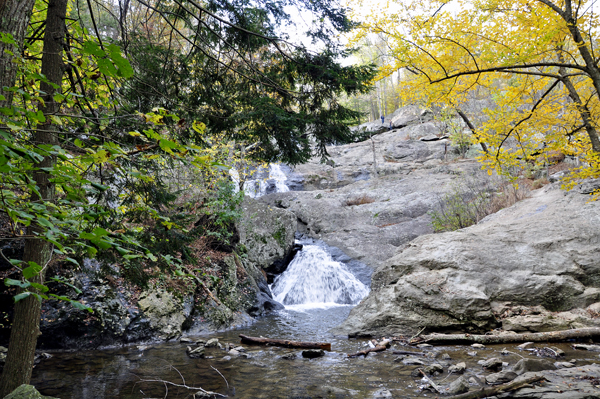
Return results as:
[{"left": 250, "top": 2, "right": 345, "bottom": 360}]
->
[
  {"left": 237, "top": 197, "right": 296, "bottom": 270},
  {"left": 336, "top": 186, "right": 600, "bottom": 337}
]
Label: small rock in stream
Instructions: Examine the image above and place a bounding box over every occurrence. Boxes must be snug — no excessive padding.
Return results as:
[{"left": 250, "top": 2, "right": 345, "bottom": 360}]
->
[
  {"left": 280, "top": 352, "right": 297, "bottom": 360},
  {"left": 471, "top": 343, "right": 486, "bottom": 349},
  {"left": 448, "top": 362, "right": 466, "bottom": 374},
  {"left": 481, "top": 357, "right": 502, "bottom": 371},
  {"left": 180, "top": 337, "right": 194, "bottom": 343},
  {"left": 517, "top": 342, "right": 535, "bottom": 349},
  {"left": 204, "top": 338, "right": 219, "bottom": 347},
  {"left": 485, "top": 370, "right": 518, "bottom": 385},
  {"left": 445, "top": 376, "right": 469, "bottom": 395},
  {"left": 467, "top": 351, "right": 477, "bottom": 357},
  {"left": 440, "top": 353, "right": 451, "bottom": 360},
  {"left": 512, "top": 358, "right": 556, "bottom": 374},
  {"left": 371, "top": 388, "right": 393, "bottom": 398},
  {"left": 554, "top": 361, "right": 575, "bottom": 369},
  {"left": 302, "top": 349, "right": 325, "bottom": 359},
  {"left": 402, "top": 356, "right": 425, "bottom": 366},
  {"left": 417, "top": 343, "right": 432, "bottom": 349},
  {"left": 186, "top": 346, "right": 205, "bottom": 359},
  {"left": 423, "top": 363, "right": 444, "bottom": 375}
]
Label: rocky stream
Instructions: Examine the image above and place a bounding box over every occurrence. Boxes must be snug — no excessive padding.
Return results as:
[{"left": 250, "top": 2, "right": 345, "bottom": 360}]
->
[{"left": 4, "top": 105, "right": 600, "bottom": 398}]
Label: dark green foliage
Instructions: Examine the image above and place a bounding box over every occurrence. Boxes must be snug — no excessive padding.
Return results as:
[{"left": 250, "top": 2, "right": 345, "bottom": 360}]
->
[
  {"left": 194, "top": 180, "right": 244, "bottom": 251},
  {"left": 119, "top": 0, "right": 377, "bottom": 165}
]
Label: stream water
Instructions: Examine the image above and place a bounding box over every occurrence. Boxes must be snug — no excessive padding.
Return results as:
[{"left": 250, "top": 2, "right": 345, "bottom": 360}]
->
[{"left": 29, "top": 242, "right": 600, "bottom": 399}]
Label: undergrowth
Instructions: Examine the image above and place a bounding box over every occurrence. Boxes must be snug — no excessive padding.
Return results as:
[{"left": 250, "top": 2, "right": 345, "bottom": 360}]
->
[{"left": 430, "top": 172, "right": 530, "bottom": 232}]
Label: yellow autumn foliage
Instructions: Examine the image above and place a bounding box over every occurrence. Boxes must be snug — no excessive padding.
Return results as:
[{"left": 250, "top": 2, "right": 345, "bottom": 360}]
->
[{"left": 349, "top": 0, "right": 600, "bottom": 198}]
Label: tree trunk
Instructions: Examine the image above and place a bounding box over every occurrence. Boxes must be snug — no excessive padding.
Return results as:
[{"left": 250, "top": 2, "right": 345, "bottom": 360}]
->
[
  {"left": 456, "top": 108, "right": 488, "bottom": 153},
  {"left": 556, "top": 54, "right": 600, "bottom": 153},
  {"left": 239, "top": 334, "right": 332, "bottom": 351},
  {"left": 0, "top": 0, "right": 36, "bottom": 109},
  {"left": 411, "top": 327, "right": 600, "bottom": 346},
  {"left": 0, "top": 0, "right": 67, "bottom": 395}
]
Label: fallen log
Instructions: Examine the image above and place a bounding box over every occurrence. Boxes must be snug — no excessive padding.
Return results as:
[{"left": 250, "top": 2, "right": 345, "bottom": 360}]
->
[
  {"left": 446, "top": 375, "right": 546, "bottom": 399},
  {"left": 239, "top": 334, "right": 331, "bottom": 351},
  {"left": 411, "top": 327, "right": 600, "bottom": 345}
]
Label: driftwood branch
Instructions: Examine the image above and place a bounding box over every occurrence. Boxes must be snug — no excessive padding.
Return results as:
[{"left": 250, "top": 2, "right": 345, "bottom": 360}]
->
[
  {"left": 446, "top": 375, "right": 546, "bottom": 399},
  {"left": 239, "top": 334, "right": 331, "bottom": 351},
  {"left": 419, "top": 369, "right": 442, "bottom": 394},
  {"left": 347, "top": 339, "right": 391, "bottom": 358},
  {"left": 411, "top": 328, "right": 600, "bottom": 345}
]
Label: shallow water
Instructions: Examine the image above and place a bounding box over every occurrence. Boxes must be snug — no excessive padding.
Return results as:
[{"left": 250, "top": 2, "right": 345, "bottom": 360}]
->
[{"left": 30, "top": 305, "right": 600, "bottom": 399}]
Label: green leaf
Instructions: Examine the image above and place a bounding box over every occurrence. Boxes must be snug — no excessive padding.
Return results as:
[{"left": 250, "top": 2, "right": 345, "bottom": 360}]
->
[
  {"left": 92, "top": 227, "right": 109, "bottom": 236},
  {"left": 22, "top": 262, "right": 42, "bottom": 279},
  {"left": 70, "top": 300, "right": 93, "bottom": 312},
  {"left": 4, "top": 278, "right": 30, "bottom": 289},
  {"left": 29, "top": 282, "right": 49, "bottom": 293},
  {"left": 90, "top": 182, "right": 108, "bottom": 192},
  {"left": 66, "top": 257, "right": 80, "bottom": 266},
  {"left": 37, "top": 217, "right": 54, "bottom": 229},
  {"left": 82, "top": 41, "right": 104, "bottom": 57},
  {"left": 14, "top": 292, "right": 32, "bottom": 302}
]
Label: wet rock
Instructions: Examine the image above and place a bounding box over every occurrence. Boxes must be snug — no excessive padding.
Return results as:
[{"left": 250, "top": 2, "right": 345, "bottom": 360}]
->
[
  {"left": 518, "top": 342, "right": 535, "bottom": 349},
  {"left": 186, "top": 346, "right": 205, "bottom": 359},
  {"left": 424, "top": 351, "right": 439, "bottom": 359},
  {"left": 572, "top": 343, "right": 600, "bottom": 351},
  {"left": 371, "top": 388, "right": 393, "bottom": 398},
  {"left": 416, "top": 343, "right": 432, "bottom": 349},
  {"left": 448, "top": 362, "right": 466, "bottom": 374},
  {"left": 302, "top": 349, "right": 325, "bottom": 359},
  {"left": 446, "top": 376, "right": 470, "bottom": 395},
  {"left": 441, "top": 353, "right": 451, "bottom": 360},
  {"left": 506, "top": 363, "right": 600, "bottom": 398},
  {"left": 180, "top": 337, "right": 194, "bottom": 343},
  {"left": 423, "top": 363, "right": 444, "bottom": 375},
  {"left": 204, "top": 338, "right": 219, "bottom": 347},
  {"left": 467, "top": 351, "right": 478, "bottom": 357},
  {"left": 221, "top": 355, "right": 232, "bottom": 361},
  {"left": 138, "top": 289, "right": 191, "bottom": 340},
  {"left": 233, "top": 346, "right": 246, "bottom": 352},
  {"left": 402, "top": 357, "right": 425, "bottom": 366},
  {"left": 486, "top": 370, "right": 518, "bottom": 385},
  {"left": 237, "top": 197, "right": 296, "bottom": 271},
  {"left": 554, "top": 361, "right": 575, "bottom": 369},
  {"left": 472, "top": 343, "right": 486, "bottom": 349},
  {"left": 481, "top": 357, "right": 503, "bottom": 371},
  {"left": 321, "top": 386, "right": 354, "bottom": 397},
  {"left": 501, "top": 348, "right": 510, "bottom": 355},
  {"left": 228, "top": 349, "right": 240, "bottom": 356},
  {"left": 4, "top": 384, "right": 59, "bottom": 399},
  {"left": 195, "top": 339, "right": 206, "bottom": 346},
  {"left": 513, "top": 358, "right": 556, "bottom": 375},
  {"left": 280, "top": 352, "right": 297, "bottom": 360}
]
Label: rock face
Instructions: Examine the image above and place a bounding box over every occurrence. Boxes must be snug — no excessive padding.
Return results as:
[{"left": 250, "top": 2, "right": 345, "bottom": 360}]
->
[
  {"left": 263, "top": 122, "right": 476, "bottom": 270},
  {"left": 336, "top": 187, "right": 600, "bottom": 337},
  {"left": 137, "top": 290, "right": 192, "bottom": 340},
  {"left": 3, "top": 385, "right": 59, "bottom": 399},
  {"left": 26, "top": 198, "right": 294, "bottom": 349},
  {"left": 237, "top": 196, "right": 297, "bottom": 270}
]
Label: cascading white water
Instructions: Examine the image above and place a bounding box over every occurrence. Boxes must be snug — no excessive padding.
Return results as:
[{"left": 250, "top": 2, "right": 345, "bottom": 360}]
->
[
  {"left": 271, "top": 245, "right": 369, "bottom": 309},
  {"left": 230, "top": 164, "right": 290, "bottom": 198}
]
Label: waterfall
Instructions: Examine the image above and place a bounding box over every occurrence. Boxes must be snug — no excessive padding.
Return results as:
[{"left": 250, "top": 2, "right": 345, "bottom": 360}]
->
[
  {"left": 230, "top": 164, "right": 290, "bottom": 198},
  {"left": 271, "top": 245, "right": 369, "bottom": 309}
]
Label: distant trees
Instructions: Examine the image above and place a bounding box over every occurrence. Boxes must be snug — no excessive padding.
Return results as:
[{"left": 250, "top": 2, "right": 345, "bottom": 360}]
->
[{"left": 349, "top": 0, "right": 600, "bottom": 195}]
